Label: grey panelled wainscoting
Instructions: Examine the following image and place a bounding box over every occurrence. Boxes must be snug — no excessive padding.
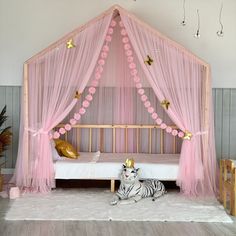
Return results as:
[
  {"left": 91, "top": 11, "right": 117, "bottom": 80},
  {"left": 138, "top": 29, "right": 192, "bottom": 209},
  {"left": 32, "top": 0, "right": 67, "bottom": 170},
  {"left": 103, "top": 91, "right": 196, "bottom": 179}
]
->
[
  {"left": 0, "top": 86, "right": 236, "bottom": 168},
  {"left": 0, "top": 86, "right": 21, "bottom": 169}
]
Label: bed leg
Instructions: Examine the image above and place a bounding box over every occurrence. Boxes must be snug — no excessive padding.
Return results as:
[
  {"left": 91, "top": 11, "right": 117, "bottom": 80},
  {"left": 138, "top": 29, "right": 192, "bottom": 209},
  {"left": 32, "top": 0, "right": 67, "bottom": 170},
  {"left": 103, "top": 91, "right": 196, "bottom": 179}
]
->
[{"left": 111, "top": 180, "right": 115, "bottom": 193}]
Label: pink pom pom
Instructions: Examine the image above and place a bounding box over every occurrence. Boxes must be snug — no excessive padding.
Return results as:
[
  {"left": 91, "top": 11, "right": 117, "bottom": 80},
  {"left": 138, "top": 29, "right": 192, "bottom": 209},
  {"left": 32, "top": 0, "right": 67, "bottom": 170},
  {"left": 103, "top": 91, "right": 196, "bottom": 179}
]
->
[
  {"left": 133, "top": 76, "right": 140, "bottom": 83},
  {"left": 59, "top": 128, "right": 66, "bottom": 134},
  {"left": 53, "top": 131, "right": 60, "bottom": 139},
  {"left": 148, "top": 107, "right": 154, "bottom": 114},
  {"left": 74, "top": 113, "right": 81, "bottom": 120},
  {"left": 95, "top": 73, "right": 101, "bottom": 80},
  {"left": 65, "top": 124, "right": 72, "bottom": 131},
  {"left": 89, "top": 87, "right": 96, "bottom": 94},
  {"left": 126, "top": 50, "right": 132, "bottom": 56},
  {"left": 49, "top": 133, "right": 53, "bottom": 139},
  {"left": 160, "top": 123, "right": 167, "bottom": 129},
  {"left": 96, "top": 66, "right": 103, "bottom": 73},
  {"left": 166, "top": 126, "right": 172, "bottom": 133},
  {"left": 144, "top": 101, "right": 151, "bottom": 108},
  {"left": 98, "top": 59, "right": 105, "bottom": 66},
  {"left": 136, "top": 83, "right": 142, "bottom": 89},
  {"left": 91, "top": 80, "right": 98, "bottom": 87},
  {"left": 141, "top": 94, "right": 147, "bottom": 102},
  {"left": 172, "top": 130, "right": 178, "bottom": 136},
  {"left": 82, "top": 100, "right": 90, "bottom": 108},
  {"left": 129, "top": 63, "right": 136, "bottom": 69},
  {"left": 79, "top": 107, "right": 86, "bottom": 115},
  {"left": 119, "top": 21, "right": 124, "bottom": 27},
  {"left": 86, "top": 94, "right": 93, "bottom": 101},
  {"left": 138, "top": 89, "right": 144, "bottom": 95},
  {"left": 121, "top": 29, "right": 127, "bottom": 36},
  {"left": 70, "top": 119, "right": 77, "bottom": 125},
  {"left": 178, "top": 131, "right": 184, "bottom": 138},
  {"left": 122, "top": 37, "right": 129, "bottom": 44},
  {"left": 107, "top": 27, "right": 114, "bottom": 35},
  {"left": 101, "top": 52, "right": 108, "bottom": 59},
  {"left": 105, "top": 35, "right": 112, "bottom": 42},
  {"left": 124, "top": 44, "right": 131, "bottom": 50},
  {"left": 127, "top": 56, "right": 134, "bottom": 63},
  {"left": 110, "top": 20, "right": 117, "bottom": 27},
  {"left": 131, "top": 69, "right": 137, "bottom": 76},
  {"left": 156, "top": 118, "right": 162, "bottom": 125},
  {"left": 102, "top": 45, "right": 109, "bottom": 52},
  {"left": 151, "top": 113, "right": 158, "bottom": 120}
]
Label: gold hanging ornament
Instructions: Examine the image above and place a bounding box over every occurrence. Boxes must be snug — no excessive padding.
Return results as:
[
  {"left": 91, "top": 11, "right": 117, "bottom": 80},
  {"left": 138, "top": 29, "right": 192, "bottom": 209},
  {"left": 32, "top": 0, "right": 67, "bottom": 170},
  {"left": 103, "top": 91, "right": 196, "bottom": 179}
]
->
[
  {"left": 144, "top": 55, "right": 154, "bottom": 65},
  {"left": 183, "top": 131, "right": 193, "bottom": 140},
  {"left": 74, "top": 91, "right": 81, "bottom": 99},
  {"left": 125, "top": 158, "right": 135, "bottom": 168},
  {"left": 66, "top": 39, "right": 76, "bottom": 49},
  {"left": 161, "top": 99, "right": 170, "bottom": 110}
]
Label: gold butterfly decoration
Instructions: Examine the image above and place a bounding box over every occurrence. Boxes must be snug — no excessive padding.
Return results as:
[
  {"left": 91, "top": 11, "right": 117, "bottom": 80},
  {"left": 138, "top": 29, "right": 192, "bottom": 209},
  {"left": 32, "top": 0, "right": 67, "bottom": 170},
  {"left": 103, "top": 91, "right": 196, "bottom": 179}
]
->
[
  {"left": 161, "top": 99, "right": 170, "bottom": 110},
  {"left": 66, "top": 39, "right": 76, "bottom": 49},
  {"left": 183, "top": 131, "right": 193, "bottom": 140},
  {"left": 74, "top": 91, "right": 81, "bottom": 99},
  {"left": 144, "top": 55, "right": 154, "bottom": 65},
  {"left": 125, "top": 158, "right": 135, "bottom": 168}
]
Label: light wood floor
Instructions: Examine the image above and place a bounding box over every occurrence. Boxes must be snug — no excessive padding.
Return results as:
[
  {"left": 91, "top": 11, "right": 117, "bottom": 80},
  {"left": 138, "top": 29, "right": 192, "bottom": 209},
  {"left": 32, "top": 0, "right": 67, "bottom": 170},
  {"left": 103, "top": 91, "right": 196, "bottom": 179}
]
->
[{"left": 0, "top": 197, "right": 236, "bottom": 236}]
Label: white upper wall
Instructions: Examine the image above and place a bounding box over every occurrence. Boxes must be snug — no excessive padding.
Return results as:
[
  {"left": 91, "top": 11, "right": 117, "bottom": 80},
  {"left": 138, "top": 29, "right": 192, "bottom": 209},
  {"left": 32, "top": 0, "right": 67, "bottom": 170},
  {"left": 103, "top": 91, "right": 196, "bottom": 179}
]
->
[{"left": 0, "top": 0, "right": 235, "bottom": 87}]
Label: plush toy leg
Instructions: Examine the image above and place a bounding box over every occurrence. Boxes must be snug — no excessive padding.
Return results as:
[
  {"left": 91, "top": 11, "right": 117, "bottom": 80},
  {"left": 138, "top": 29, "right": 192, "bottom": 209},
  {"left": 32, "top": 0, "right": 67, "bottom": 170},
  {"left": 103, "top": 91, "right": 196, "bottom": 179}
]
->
[
  {"left": 152, "top": 191, "right": 165, "bottom": 201},
  {"left": 120, "top": 195, "right": 142, "bottom": 205},
  {"left": 110, "top": 195, "right": 120, "bottom": 205}
]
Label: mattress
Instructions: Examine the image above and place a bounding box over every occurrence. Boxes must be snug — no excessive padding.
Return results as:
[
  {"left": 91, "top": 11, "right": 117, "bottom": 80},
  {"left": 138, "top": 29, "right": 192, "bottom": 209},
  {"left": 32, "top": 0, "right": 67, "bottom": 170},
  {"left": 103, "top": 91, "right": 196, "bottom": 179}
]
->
[{"left": 54, "top": 152, "right": 180, "bottom": 180}]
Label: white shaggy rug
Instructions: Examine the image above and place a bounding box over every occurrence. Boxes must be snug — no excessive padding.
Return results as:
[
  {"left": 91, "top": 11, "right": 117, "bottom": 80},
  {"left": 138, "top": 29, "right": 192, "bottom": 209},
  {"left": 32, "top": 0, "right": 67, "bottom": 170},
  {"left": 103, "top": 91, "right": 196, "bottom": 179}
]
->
[{"left": 5, "top": 189, "right": 233, "bottom": 222}]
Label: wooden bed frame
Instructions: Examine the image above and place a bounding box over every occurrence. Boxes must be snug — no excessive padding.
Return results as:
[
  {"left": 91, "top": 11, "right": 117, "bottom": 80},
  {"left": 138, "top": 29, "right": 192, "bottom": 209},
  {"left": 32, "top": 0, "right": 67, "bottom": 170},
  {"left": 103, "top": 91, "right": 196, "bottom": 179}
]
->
[
  {"left": 219, "top": 159, "right": 236, "bottom": 216},
  {"left": 55, "top": 124, "right": 180, "bottom": 192}
]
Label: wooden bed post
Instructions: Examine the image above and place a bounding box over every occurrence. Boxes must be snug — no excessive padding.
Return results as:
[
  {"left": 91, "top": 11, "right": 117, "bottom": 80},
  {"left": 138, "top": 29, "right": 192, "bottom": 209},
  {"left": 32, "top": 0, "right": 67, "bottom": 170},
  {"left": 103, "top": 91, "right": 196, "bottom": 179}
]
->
[
  {"left": 23, "top": 63, "right": 29, "bottom": 172},
  {"left": 111, "top": 179, "right": 115, "bottom": 192}
]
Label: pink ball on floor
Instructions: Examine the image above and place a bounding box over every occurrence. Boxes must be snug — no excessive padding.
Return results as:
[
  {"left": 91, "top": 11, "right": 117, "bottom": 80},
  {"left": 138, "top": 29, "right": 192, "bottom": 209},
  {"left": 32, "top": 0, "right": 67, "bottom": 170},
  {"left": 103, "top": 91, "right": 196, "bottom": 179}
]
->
[{"left": 9, "top": 187, "right": 20, "bottom": 199}]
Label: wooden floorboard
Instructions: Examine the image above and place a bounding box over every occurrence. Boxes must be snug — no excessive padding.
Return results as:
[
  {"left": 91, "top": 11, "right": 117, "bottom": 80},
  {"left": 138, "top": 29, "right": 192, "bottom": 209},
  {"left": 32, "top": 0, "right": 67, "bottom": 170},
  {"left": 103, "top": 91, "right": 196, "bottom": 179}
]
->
[{"left": 0, "top": 197, "right": 236, "bottom": 236}]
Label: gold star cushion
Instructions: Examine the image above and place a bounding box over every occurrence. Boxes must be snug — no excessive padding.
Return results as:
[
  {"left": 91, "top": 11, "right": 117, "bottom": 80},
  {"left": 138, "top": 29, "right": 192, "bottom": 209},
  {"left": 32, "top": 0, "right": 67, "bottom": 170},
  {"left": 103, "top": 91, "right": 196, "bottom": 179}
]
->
[{"left": 54, "top": 139, "right": 79, "bottom": 159}]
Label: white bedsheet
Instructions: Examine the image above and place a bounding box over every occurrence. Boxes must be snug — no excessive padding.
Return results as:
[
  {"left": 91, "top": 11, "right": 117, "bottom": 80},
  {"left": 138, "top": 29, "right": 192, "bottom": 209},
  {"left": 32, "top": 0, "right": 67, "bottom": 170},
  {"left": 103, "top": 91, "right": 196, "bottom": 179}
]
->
[{"left": 54, "top": 152, "right": 180, "bottom": 180}]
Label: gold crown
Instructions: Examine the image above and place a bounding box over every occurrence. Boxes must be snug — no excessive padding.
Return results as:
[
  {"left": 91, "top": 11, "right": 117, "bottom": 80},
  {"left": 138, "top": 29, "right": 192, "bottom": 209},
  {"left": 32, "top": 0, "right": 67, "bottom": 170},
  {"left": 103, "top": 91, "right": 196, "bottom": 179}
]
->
[{"left": 125, "top": 158, "right": 135, "bottom": 168}]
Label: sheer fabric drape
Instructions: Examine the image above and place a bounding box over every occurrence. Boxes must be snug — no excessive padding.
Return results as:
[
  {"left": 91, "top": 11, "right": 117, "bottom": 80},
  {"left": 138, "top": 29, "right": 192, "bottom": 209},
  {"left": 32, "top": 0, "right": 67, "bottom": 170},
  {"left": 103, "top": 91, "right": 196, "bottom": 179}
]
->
[
  {"left": 120, "top": 12, "right": 218, "bottom": 196},
  {"left": 14, "top": 13, "right": 113, "bottom": 192}
]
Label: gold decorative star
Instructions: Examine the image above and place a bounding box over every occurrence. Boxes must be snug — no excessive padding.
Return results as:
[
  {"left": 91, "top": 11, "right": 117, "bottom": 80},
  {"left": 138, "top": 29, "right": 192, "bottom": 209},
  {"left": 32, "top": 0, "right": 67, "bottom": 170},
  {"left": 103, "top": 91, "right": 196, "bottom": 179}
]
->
[
  {"left": 74, "top": 91, "right": 81, "bottom": 99},
  {"left": 183, "top": 131, "right": 193, "bottom": 140},
  {"left": 66, "top": 39, "right": 76, "bottom": 49},
  {"left": 161, "top": 99, "right": 170, "bottom": 110},
  {"left": 125, "top": 158, "right": 135, "bottom": 168},
  {"left": 144, "top": 55, "right": 154, "bottom": 65}
]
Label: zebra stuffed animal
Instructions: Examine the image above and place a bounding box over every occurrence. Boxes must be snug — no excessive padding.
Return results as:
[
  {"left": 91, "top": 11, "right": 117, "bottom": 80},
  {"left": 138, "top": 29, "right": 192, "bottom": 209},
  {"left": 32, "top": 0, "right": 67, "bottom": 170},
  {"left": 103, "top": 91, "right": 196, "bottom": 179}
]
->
[{"left": 110, "top": 159, "right": 166, "bottom": 205}]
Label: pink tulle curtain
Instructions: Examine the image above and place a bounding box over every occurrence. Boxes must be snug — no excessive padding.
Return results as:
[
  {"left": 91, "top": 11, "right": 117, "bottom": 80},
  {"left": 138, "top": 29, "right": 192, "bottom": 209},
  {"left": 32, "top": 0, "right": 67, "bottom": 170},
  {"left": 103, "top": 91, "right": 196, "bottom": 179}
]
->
[
  {"left": 14, "top": 13, "right": 113, "bottom": 192},
  {"left": 120, "top": 12, "right": 218, "bottom": 196}
]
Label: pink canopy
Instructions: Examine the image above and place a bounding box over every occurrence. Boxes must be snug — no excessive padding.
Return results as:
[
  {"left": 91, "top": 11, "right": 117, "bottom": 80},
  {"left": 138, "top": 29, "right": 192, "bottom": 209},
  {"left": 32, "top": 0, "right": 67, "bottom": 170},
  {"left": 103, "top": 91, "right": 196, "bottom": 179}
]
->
[{"left": 14, "top": 5, "right": 218, "bottom": 196}]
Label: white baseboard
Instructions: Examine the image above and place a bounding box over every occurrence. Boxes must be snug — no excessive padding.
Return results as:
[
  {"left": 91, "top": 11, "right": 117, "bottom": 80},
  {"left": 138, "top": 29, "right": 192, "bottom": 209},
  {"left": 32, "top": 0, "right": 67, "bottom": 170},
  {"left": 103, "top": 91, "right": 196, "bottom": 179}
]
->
[{"left": 1, "top": 168, "right": 15, "bottom": 174}]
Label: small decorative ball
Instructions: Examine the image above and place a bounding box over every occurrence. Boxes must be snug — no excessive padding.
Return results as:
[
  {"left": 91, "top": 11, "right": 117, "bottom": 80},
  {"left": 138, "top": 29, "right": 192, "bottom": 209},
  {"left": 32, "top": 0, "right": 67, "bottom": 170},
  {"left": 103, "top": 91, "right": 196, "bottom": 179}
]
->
[
  {"left": 151, "top": 113, "right": 158, "bottom": 120},
  {"left": 121, "top": 29, "right": 127, "bottom": 36},
  {"left": 70, "top": 119, "right": 77, "bottom": 125},
  {"left": 110, "top": 20, "right": 117, "bottom": 27},
  {"left": 96, "top": 66, "right": 103, "bottom": 73},
  {"left": 144, "top": 101, "right": 151, "bottom": 108},
  {"left": 156, "top": 118, "right": 162, "bottom": 125},
  {"left": 82, "top": 100, "right": 90, "bottom": 108},
  {"left": 102, "top": 45, "right": 109, "bottom": 52},
  {"left": 133, "top": 76, "right": 140, "bottom": 83},
  {"left": 89, "top": 87, "right": 96, "bottom": 94},
  {"left": 172, "top": 130, "right": 178, "bottom": 136},
  {"left": 95, "top": 73, "right": 101, "bottom": 80},
  {"left": 105, "top": 35, "right": 112, "bottom": 42},
  {"left": 122, "top": 37, "right": 129, "bottom": 44},
  {"left": 160, "top": 123, "right": 167, "bottom": 129},
  {"left": 148, "top": 107, "right": 154, "bottom": 114},
  {"left": 130, "top": 69, "right": 137, "bottom": 76},
  {"left": 65, "top": 124, "right": 72, "bottom": 131},
  {"left": 129, "top": 63, "right": 136, "bottom": 69},
  {"left": 166, "top": 126, "right": 172, "bottom": 133},
  {"left": 59, "top": 128, "right": 66, "bottom": 134},
  {"left": 178, "top": 131, "right": 184, "bottom": 138},
  {"left": 79, "top": 108, "right": 86, "bottom": 115},
  {"left": 136, "top": 83, "right": 142, "bottom": 89},
  {"left": 138, "top": 89, "right": 144, "bottom": 95},
  {"left": 124, "top": 44, "right": 131, "bottom": 50},
  {"left": 91, "top": 80, "right": 98, "bottom": 87},
  {"left": 53, "top": 132, "right": 60, "bottom": 139},
  {"left": 119, "top": 21, "right": 124, "bottom": 27},
  {"left": 141, "top": 94, "right": 147, "bottom": 102},
  {"left": 101, "top": 52, "right": 108, "bottom": 59},
  {"left": 86, "top": 94, "right": 93, "bottom": 101},
  {"left": 107, "top": 28, "right": 114, "bottom": 35},
  {"left": 98, "top": 59, "right": 105, "bottom": 66},
  {"left": 127, "top": 56, "right": 134, "bottom": 63},
  {"left": 74, "top": 113, "right": 81, "bottom": 120}
]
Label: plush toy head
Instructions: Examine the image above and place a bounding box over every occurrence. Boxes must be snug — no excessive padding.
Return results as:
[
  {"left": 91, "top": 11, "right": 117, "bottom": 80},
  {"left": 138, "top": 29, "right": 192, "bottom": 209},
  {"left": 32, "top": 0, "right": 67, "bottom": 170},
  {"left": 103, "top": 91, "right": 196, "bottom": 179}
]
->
[{"left": 121, "top": 159, "right": 140, "bottom": 183}]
